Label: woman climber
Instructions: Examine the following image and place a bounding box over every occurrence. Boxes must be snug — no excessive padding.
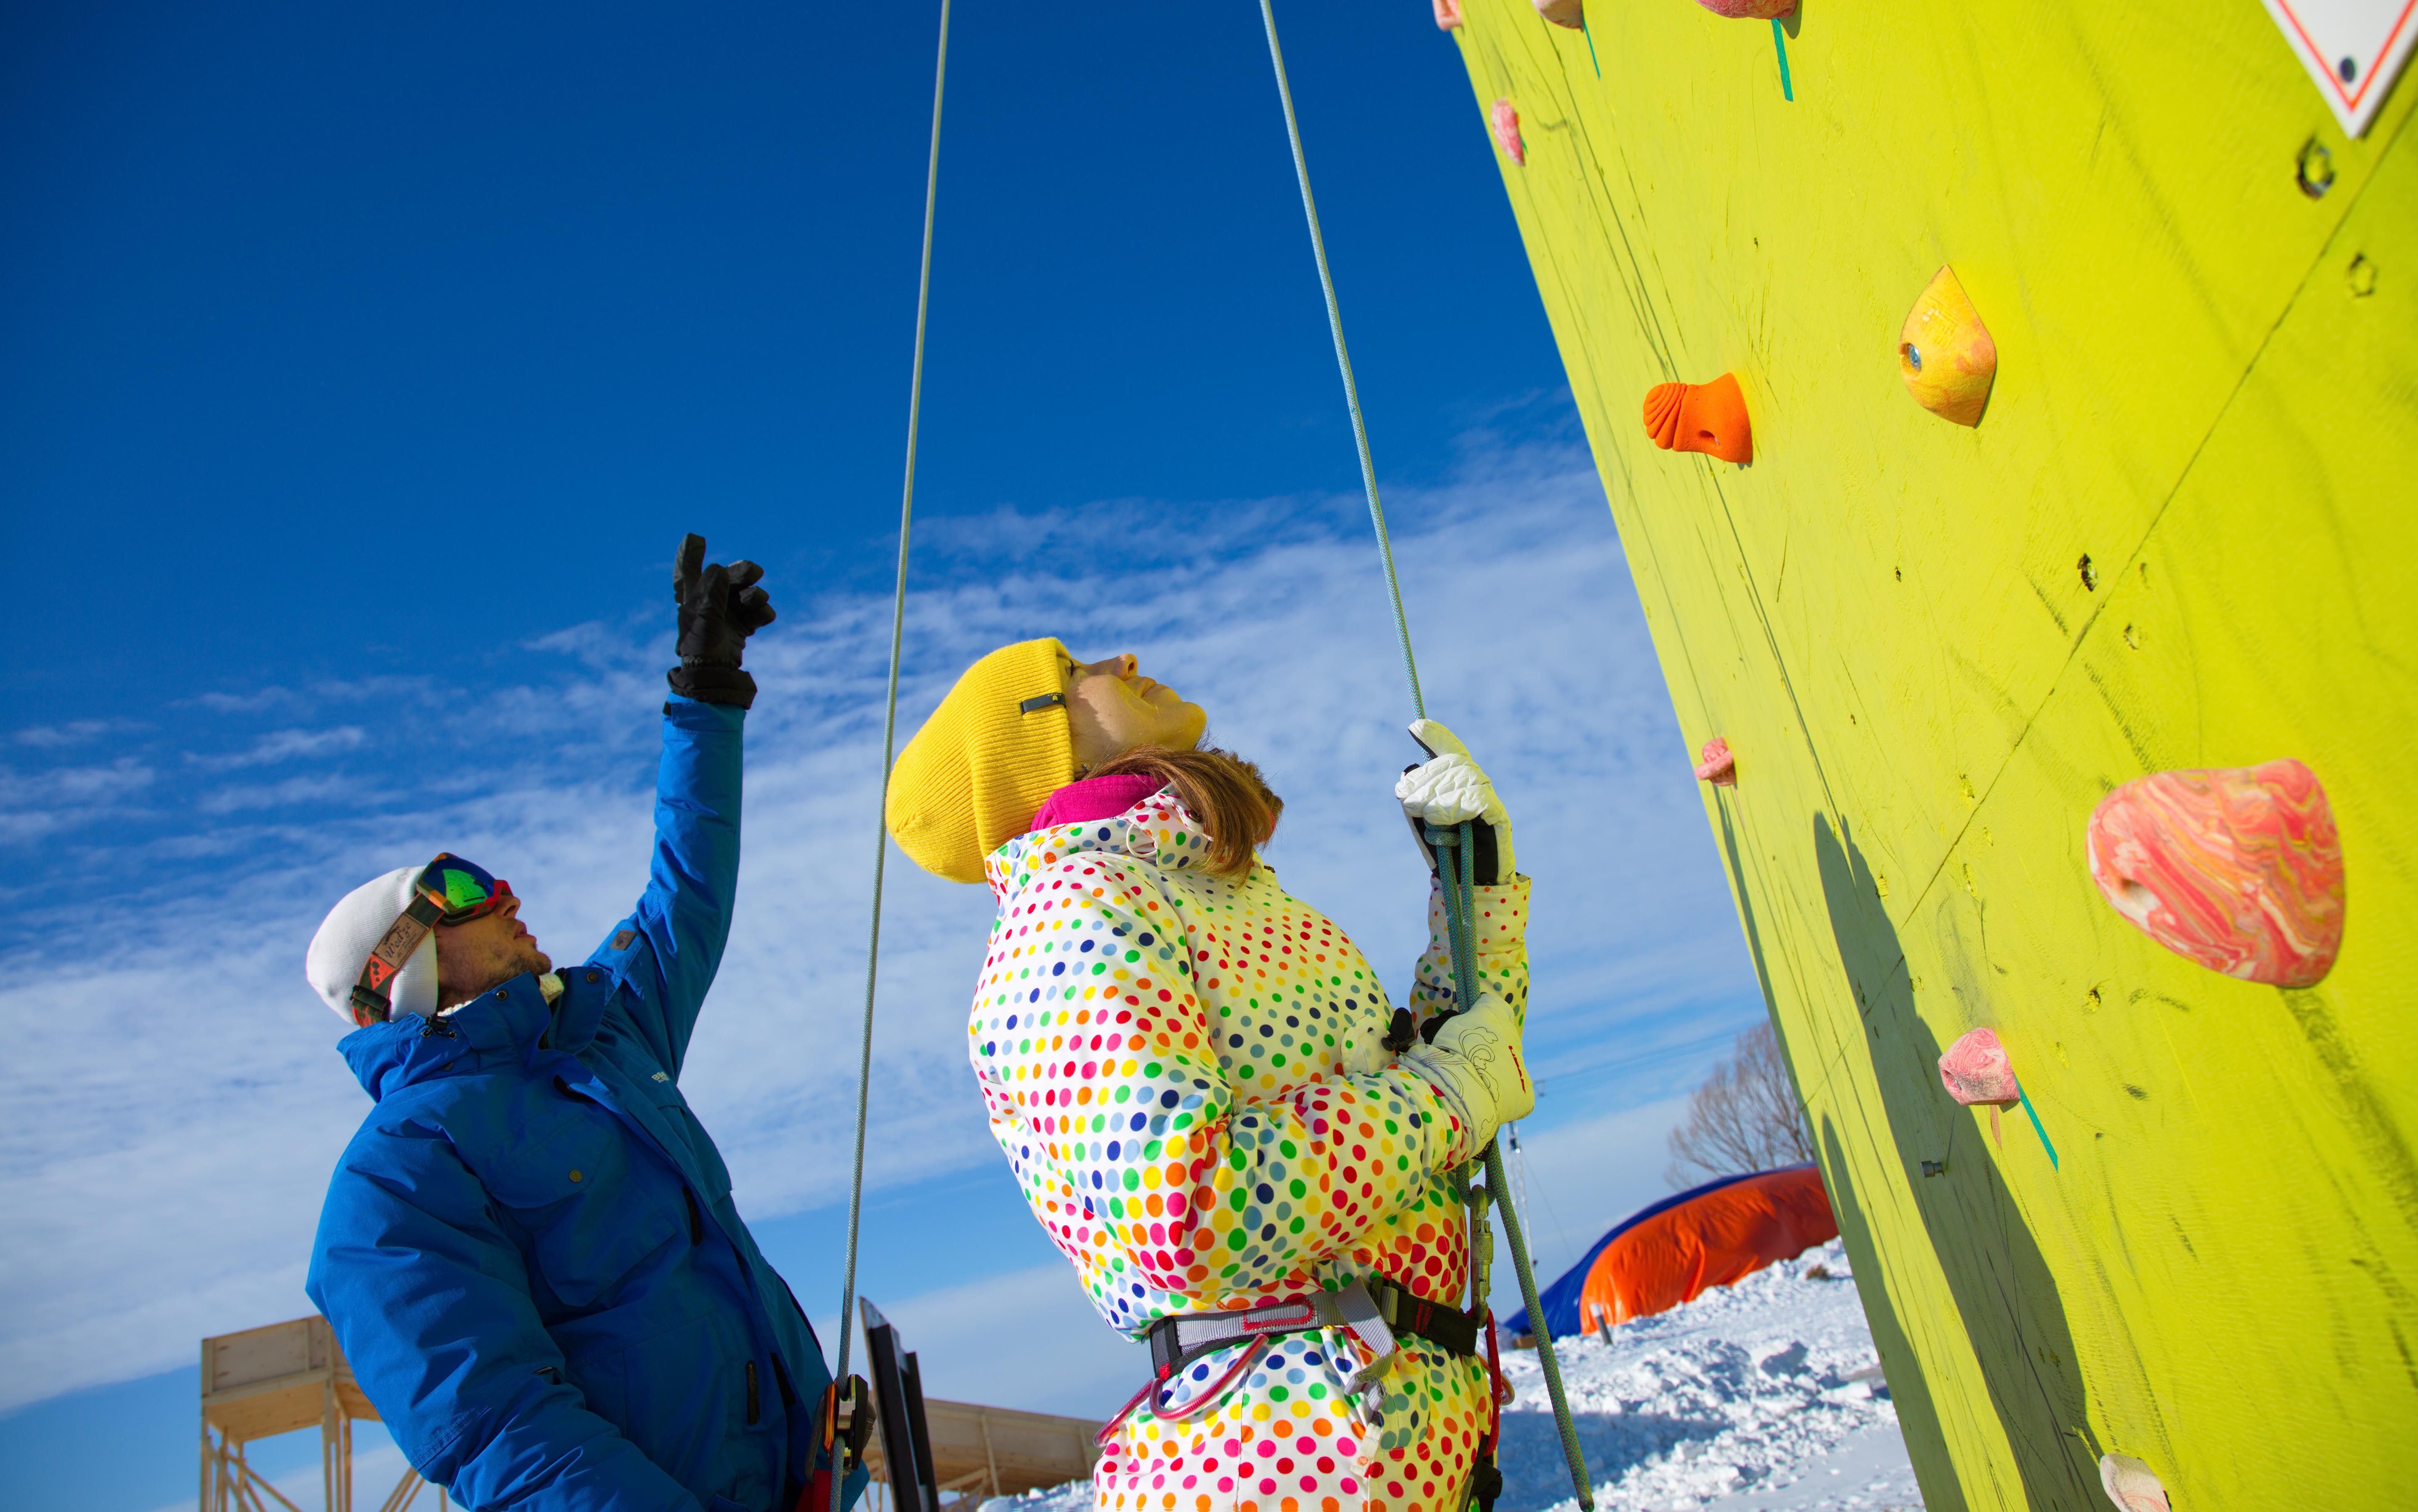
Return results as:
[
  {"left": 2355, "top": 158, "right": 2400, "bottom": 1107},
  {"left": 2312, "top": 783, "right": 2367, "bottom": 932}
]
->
[{"left": 885, "top": 639, "right": 1535, "bottom": 1512}]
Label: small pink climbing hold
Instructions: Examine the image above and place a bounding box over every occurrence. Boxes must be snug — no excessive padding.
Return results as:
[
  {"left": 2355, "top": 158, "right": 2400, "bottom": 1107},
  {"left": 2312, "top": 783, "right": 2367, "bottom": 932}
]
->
[
  {"left": 2098, "top": 1454, "right": 2173, "bottom": 1512},
  {"left": 1534, "top": 0, "right": 1585, "bottom": 27},
  {"left": 1939, "top": 1028, "right": 2020, "bottom": 1106},
  {"left": 2087, "top": 758, "right": 2345, "bottom": 988},
  {"left": 1694, "top": 737, "right": 1736, "bottom": 787},
  {"left": 1490, "top": 98, "right": 1526, "bottom": 166},
  {"left": 1433, "top": 0, "right": 1464, "bottom": 29},
  {"left": 1698, "top": 0, "right": 1797, "bottom": 15}
]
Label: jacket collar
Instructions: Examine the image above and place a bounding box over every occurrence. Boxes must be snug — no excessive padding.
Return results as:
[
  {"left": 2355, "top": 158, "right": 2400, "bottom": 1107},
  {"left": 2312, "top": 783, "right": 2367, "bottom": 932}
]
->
[
  {"left": 984, "top": 785, "right": 1213, "bottom": 902},
  {"left": 337, "top": 971, "right": 586, "bottom": 1101}
]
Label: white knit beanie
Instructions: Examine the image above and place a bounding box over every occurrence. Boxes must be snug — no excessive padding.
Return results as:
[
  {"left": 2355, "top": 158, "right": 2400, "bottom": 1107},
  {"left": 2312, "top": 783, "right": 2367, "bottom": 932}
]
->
[{"left": 305, "top": 866, "right": 440, "bottom": 1023}]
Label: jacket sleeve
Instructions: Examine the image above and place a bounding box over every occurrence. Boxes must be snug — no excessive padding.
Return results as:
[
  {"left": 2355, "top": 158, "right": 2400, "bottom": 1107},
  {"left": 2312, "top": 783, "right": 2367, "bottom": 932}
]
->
[
  {"left": 593, "top": 696, "right": 746, "bottom": 1078},
  {"left": 1406, "top": 873, "right": 1532, "bottom": 1028},
  {"left": 967, "top": 857, "right": 1466, "bottom": 1312},
  {"left": 305, "top": 1121, "right": 702, "bottom": 1512}
]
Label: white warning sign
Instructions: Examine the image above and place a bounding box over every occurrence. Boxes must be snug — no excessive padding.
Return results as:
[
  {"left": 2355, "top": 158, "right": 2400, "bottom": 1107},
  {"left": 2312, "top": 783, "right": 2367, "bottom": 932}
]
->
[{"left": 2261, "top": 0, "right": 2418, "bottom": 136}]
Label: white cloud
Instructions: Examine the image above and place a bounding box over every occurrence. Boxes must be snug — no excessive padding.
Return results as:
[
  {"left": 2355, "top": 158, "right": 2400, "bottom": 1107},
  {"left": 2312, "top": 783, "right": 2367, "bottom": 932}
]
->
[
  {"left": 1488, "top": 1098, "right": 1697, "bottom": 1297},
  {"left": 0, "top": 433, "right": 1767, "bottom": 1414},
  {"left": 0, "top": 756, "right": 157, "bottom": 842},
  {"left": 156, "top": 1436, "right": 419, "bottom": 1512},
  {"left": 191, "top": 726, "right": 369, "bottom": 771},
  {"left": 824, "top": 1265, "right": 1148, "bottom": 1419},
  {"left": 11, "top": 719, "right": 146, "bottom": 748},
  {"left": 195, "top": 772, "right": 368, "bottom": 814}
]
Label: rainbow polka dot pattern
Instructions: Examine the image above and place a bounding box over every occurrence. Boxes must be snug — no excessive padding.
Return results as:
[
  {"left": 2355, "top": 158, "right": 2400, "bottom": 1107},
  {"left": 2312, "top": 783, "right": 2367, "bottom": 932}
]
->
[{"left": 970, "top": 788, "right": 1530, "bottom": 1512}]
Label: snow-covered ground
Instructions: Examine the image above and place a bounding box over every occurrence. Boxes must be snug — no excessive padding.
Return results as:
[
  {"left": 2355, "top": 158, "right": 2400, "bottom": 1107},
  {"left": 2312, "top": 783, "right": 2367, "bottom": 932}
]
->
[{"left": 983, "top": 1241, "right": 1921, "bottom": 1512}]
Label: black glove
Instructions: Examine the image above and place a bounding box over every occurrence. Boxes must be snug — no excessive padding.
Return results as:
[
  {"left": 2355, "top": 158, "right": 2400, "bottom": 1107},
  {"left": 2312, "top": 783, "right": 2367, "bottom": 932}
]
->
[{"left": 667, "top": 533, "right": 777, "bottom": 708}]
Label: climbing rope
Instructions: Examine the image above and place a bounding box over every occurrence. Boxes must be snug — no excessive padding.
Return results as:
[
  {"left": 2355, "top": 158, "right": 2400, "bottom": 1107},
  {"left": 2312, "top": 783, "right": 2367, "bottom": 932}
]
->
[
  {"left": 830, "top": 5, "right": 949, "bottom": 1511},
  {"left": 1255, "top": 0, "right": 1425, "bottom": 720},
  {"left": 1257, "top": 4, "right": 1592, "bottom": 1506}
]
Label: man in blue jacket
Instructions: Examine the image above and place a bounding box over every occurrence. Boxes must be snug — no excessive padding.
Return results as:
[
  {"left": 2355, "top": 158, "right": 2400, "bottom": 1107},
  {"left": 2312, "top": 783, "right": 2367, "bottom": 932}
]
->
[{"left": 304, "top": 536, "right": 854, "bottom": 1512}]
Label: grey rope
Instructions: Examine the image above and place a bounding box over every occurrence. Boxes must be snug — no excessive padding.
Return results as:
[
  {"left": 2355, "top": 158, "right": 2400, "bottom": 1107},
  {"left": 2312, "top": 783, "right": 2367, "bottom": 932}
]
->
[
  {"left": 1256, "top": 0, "right": 1424, "bottom": 721},
  {"left": 830, "top": 4, "right": 949, "bottom": 1509},
  {"left": 1429, "top": 823, "right": 1595, "bottom": 1512},
  {"left": 1257, "top": 1, "right": 1590, "bottom": 1503}
]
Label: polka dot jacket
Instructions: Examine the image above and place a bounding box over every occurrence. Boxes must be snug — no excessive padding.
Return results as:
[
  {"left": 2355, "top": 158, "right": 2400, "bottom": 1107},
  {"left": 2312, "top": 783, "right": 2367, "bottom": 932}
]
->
[{"left": 970, "top": 788, "right": 1530, "bottom": 1512}]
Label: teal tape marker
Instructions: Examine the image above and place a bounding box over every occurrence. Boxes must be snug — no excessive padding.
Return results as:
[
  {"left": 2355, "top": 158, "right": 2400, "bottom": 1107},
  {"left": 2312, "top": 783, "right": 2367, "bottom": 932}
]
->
[
  {"left": 1584, "top": 15, "right": 1600, "bottom": 77},
  {"left": 2017, "top": 1087, "right": 2057, "bottom": 1169},
  {"left": 1772, "top": 19, "right": 1793, "bottom": 101}
]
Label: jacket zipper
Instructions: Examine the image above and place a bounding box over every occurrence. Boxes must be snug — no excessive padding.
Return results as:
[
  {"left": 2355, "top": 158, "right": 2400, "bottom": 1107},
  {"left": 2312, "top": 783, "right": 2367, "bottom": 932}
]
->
[
  {"left": 745, "top": 1361, "right": 761, "bottom": 1424},
  {"left": 684, "top": 1188, "right": 703, "bottom": 1244}
]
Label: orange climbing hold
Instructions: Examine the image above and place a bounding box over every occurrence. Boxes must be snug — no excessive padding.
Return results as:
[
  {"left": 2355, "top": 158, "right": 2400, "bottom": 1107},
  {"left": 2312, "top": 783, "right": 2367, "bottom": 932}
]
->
[
  {"left": 1535, "top": 0, "right": 1586, "bottom": 27},
  {"left": 1644, "top": 374, "right": 1753, "bottom": 463},
  {"left": 1490, "top": 98, "right": 1525, "bottom": 164}
]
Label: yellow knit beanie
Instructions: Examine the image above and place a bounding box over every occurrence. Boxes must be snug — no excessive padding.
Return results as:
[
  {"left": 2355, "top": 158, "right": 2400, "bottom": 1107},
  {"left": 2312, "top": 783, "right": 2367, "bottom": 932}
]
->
[{"left": 886, "top": 638, "right": 1075, "bottom": 883}]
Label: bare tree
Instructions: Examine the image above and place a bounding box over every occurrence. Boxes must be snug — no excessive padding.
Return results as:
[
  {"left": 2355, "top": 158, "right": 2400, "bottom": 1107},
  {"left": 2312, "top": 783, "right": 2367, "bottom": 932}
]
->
[{"left": 1665, "top": 1022, "right": 1813, "bottom": 1188}]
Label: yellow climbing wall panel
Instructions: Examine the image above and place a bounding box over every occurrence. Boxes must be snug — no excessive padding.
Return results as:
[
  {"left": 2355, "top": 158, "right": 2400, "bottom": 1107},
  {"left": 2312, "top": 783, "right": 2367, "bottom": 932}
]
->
[{"left": 1447, "top": 1, "right": 2416, "bottom": 1505}]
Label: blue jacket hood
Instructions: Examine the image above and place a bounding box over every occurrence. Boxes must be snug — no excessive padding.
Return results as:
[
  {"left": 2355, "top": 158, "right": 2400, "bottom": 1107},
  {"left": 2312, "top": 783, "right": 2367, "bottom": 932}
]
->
[{"left": 337, "top": 969, "right": 611, "bottom": 1102}]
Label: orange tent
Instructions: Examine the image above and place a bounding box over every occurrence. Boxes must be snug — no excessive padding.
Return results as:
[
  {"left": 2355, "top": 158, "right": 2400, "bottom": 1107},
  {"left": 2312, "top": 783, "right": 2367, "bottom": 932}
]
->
[{"left": 1574, "top": 1165, "right": 1837, "bottom": 1333}]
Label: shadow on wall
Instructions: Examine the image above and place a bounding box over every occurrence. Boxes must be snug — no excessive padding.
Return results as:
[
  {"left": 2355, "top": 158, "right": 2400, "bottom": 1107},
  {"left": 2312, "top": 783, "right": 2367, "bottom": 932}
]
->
[
  {"left": 1713, "top": 799, "right": 1961, "bottom": 1512},
  {"left": 1810, "top": 813, "right": 2108, "bottom": 1509}
]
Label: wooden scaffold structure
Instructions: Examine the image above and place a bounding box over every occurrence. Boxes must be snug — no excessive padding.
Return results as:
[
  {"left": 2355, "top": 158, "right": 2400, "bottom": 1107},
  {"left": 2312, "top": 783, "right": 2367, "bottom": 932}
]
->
[{"left": 201, "top": 1316, "right": 438, "bottom": 1512}]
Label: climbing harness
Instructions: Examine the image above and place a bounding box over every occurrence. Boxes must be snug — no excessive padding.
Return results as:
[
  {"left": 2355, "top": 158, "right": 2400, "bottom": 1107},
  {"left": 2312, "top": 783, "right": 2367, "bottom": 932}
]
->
[
  {"left": 828, "top": 5, "right": 949, "bottom": 1512},
  {"left": 1256, "top": 3, "right": 1593, "bottom": 1506},
  {"left": 1096, "top": 1275, "right": 1490, "bottom": 1447}
]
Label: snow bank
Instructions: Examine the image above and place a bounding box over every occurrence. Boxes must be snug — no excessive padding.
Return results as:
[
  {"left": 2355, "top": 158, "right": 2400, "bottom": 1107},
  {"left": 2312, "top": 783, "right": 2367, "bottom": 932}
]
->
[
  {"left": 980, "top": 1240, "right": 1922, "bottom": 1512},
  {"left": 1498, "top": 1239, "right": 1918, "bottom": 1510}
]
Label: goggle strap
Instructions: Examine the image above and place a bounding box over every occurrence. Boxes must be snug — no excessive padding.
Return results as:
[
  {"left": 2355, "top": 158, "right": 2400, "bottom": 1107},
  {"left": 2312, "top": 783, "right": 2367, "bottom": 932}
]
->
[{"left": 351, "top": 894, "right": 445, "bottom": 1026}]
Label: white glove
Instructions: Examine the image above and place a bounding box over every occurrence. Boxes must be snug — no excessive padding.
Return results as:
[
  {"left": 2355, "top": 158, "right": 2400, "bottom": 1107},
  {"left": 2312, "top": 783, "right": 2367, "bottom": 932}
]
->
[
  {"left": 1395, "top": 719, "right": 1515, "bottom": 885},
  {"left": 1399, "top": 991, "right": 1534, "bottom": 1160}
]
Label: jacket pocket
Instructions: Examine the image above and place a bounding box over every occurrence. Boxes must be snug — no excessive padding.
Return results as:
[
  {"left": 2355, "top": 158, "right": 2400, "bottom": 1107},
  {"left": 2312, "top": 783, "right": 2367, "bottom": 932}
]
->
[{"left": 478, "top": 1102, "right": 682, "bottom": 1313}]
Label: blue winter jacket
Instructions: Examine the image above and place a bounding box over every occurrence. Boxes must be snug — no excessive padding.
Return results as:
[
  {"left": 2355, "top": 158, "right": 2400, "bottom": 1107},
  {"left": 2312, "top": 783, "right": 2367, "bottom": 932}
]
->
[{"left": 307, "top": 697, "right": 853, "bottom": 1512}]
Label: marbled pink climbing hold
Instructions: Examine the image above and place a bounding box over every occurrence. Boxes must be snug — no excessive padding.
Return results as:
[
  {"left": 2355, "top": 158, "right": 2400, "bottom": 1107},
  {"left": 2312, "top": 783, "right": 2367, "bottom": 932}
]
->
[
  {"left": 1535, "top": 0, "right": 1586, "bottom": 27},
  {"left": 1490, "top": 98, "right": 1526, "bottom": 165},
  {"left": 1697, "top": 0, "right": 1797, "bottom": 16},
  {"left": 2098, "top": 1454, "right": 2173, "bottom": 1512},
  {"left": 1939, "top": 1028, "right": 2020, "bottom": 1106},
  {"left": 2086, "top": 758, "right": 2345, "bottom": 988},
  {"left": 1433, "top": 0, "right": 1465, "bottom": 29},
  {"left": 1693, "top": 737, "right": 1737, "bottom": 787}
]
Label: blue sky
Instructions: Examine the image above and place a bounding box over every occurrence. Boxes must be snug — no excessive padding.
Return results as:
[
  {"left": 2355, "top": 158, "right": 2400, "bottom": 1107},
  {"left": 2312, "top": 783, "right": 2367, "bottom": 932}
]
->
[{"left": 0, "top": 5, "right": 1769, "bottom": 1509}]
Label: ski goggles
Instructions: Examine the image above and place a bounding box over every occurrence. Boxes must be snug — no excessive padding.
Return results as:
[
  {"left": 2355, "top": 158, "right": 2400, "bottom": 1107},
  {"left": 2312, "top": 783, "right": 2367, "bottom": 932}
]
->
[{"left": 414, "top": 854, "right": 514, "bottom": 926}]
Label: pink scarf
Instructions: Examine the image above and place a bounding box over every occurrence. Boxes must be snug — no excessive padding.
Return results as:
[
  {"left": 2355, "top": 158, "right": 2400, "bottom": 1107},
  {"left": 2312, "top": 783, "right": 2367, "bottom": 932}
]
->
[{"left": 1027, "top": 773, "right": 1167, "bottom": 832}]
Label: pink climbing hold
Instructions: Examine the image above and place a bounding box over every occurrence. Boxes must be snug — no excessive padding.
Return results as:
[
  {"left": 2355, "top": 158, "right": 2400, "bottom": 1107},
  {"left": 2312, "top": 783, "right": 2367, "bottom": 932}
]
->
[
  {"left": 1433, "top": 0, "right": 1464, "bottom": 29},
  {"left": 1694, "top": 737, "right": 1737, "bottom": 787},
  {"left": 1698, "top": 0, "right": 1797, "bottom": 16},
  {"left": 2086, "top": 758, "right": 2346, "bottom": 989},
  {"left": 1490, "top": 98, "right": 1526, "bottom": 166},
  {"left": 1938, "top": 1028, "right": 2020, "bottom": 1106}
]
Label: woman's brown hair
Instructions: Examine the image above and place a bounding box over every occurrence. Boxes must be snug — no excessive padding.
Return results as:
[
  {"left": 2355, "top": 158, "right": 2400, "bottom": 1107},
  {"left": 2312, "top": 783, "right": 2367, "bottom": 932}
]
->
[{"left": 1086, "top": 745, "right": 1283, "bottom": 880}]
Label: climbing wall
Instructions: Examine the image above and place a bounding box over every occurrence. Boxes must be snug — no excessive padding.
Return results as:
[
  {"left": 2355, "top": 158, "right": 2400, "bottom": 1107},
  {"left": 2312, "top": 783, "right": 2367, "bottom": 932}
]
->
[{"left": 1442, "top": 0, "right": 2416, "bottom": 1506}]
